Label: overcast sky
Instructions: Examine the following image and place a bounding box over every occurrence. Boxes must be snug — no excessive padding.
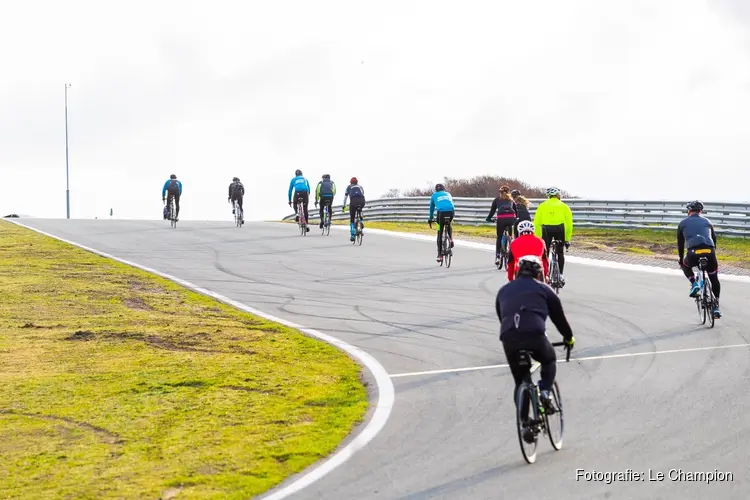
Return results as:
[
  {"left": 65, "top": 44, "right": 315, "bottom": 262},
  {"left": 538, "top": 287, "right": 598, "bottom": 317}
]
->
[{"left": 2, "top": 0, "right": 750, "bottom": 221}]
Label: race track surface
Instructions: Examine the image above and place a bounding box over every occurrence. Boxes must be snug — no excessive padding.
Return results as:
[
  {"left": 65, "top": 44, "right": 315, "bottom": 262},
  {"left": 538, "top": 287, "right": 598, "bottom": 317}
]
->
[{"left": 17, "top": 219, "right": 750, "bottom": 499}]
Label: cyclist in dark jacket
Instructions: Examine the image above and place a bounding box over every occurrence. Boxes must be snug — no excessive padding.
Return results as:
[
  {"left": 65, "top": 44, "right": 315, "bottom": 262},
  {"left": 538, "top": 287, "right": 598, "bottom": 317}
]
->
[
  {"left": 496, "top": 255, "right": 575, "bottom": 439},
  {"left": 228, "top": 177, "right": 245, "bottom": 224},
  {"left": 512, "top": 193, "right": 532, "bottom": 237},
  {"left": 486, "top": 186, "right": 517, "bottom": 266},
  {"left": 678, "top": 200, "right": 721, "bottom": 318}
]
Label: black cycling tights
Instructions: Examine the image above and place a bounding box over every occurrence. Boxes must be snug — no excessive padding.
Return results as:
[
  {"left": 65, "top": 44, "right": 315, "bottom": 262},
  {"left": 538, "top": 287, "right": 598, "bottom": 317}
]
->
[
  {"left": 436, "top": 211, "right": 454, "bottom": 253},
  {"left": 542, "top": 225, "right": 565, "bottom": 274},
  {"left": 168, "top": 194, "right": 181, "bottom": 218}
]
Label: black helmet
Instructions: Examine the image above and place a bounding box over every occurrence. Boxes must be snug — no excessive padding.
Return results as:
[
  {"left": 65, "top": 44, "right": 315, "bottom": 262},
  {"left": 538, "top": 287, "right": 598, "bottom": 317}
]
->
[
  {"left": 435, "top": 183, "right": 445, "bottom": 192},
  {"left": 511, "top": 189, "right": 521, "bottom": 197},
  {"left": 322, "top": 174, "right": 330, "bottom": 179},
  {"left": 517, "top": 255, "right": 544, "bottom": 279},
  {"left": 170, "top": 174, "right": 177, "bottom": 179},
  {"left": 295, "top": 169, "right": 302, "bottom": 176},
  {"left": 233, "top": 177, "right": 240, "bottom": 182},
  {"left": 686, "top": 200, "right": 704, "bottom": 212}
]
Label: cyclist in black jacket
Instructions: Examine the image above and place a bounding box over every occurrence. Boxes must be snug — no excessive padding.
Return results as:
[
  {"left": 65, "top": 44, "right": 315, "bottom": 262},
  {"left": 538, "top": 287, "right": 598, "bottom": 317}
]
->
[
  {"left": 511, "top": 192, "right": 532, "bottom": 237},
  {"left": 228, "top": 177, "right": 245, "bottom": 224},
  {"left": 496, "top": 255, "right": 575, "bottom": 412},
  {"left": 678, "top": 200, "right": 721, "bottom": 318},
  {"left": 486, "top": 186, "right": 517, "bottom": 266}
]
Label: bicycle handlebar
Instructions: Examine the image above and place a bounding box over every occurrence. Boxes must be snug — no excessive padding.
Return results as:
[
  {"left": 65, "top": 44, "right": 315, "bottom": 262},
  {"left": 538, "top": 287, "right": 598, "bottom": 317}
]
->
[{"left": 551, "top": 341, "right": 572, "bottom": 362}]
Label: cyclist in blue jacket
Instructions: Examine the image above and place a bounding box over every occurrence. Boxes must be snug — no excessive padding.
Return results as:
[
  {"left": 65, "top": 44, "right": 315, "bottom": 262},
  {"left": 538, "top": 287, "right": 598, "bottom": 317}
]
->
[
  {"left": 162, "top": 174, "right": 183, "bottom": 221},
  {"left": 288, "top": 169, "right": 311, "bottom": 232},
  {"left": 428, "top": 183, "right": 455, "bottom": 263}
]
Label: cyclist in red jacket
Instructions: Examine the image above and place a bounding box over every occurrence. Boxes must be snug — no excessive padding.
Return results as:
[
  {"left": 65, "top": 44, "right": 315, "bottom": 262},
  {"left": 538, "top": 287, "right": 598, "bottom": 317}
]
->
[{"left": 507, "top": 220, "right": 549, "bottom": 282}]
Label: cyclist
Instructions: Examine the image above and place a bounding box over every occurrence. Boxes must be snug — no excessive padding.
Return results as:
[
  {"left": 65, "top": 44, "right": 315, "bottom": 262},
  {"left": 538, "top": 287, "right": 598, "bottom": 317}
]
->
[
  {"left": 161, "top": 174, "right": 182, "bottom": 221},
  {"left": 534, "top": 187, "right": 573, "bottom": 284},
  {"left": 506, "top": 221, "right": 549, "bottom": 282},
  {"left": 228, "top": 177, "right": 245, "bottom": 224},
  {"left": 315, "top": 174, "right": 337, "bottom": 229},
  {"left": 678, "top": 200, "right": 721, "bottom": 318},
  {"left": 495, "top": 255, "right": 575, "bottom": 436},
  {"left": 428, "top": 183, "right": 455, "bottom": 263},
  {"left": 288, "top": 169, "right": 311, "bottom": 232},
  {"left": 486, "top": 185, "right": 517, "bottom": 267},
  {"left": 342, "top": 177, "right": 365, "bottom": 242},
  {"left": 512, "top": 194, "right": 532, "bottom": 237}
]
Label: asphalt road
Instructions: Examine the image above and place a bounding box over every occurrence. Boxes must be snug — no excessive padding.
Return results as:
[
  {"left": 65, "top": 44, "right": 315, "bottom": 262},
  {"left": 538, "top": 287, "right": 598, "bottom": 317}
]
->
[{"left": 16, "top": 219, "right": 750, "bottom": 499}]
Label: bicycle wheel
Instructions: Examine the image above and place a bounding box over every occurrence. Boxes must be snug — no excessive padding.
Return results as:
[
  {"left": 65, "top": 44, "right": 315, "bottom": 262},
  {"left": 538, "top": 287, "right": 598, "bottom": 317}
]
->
[
  {"left": 550, "top": 258, "right": 561, "bottom": 294},
  {"left": 545, "top": 381, "right": 564, "bottom": 450},
  {"left": 170, "top": 201, "right": 176, "bottom": 228},
  {"left": 704, "top": 275, "right": 715, "bottom": 328},
  {"left": 444, "top": 231, "right": 452, "bottom": 268},
  {"left": 516, "top": 383, "right": 538, "bottom": 464}
]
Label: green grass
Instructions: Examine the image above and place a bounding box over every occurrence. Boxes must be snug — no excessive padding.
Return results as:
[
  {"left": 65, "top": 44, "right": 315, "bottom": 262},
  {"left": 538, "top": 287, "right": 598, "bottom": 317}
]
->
[
  {"left": 336, "top": 221, "right": 750, "bottom": 268},
  {"left": 0, "top": 221, "right": 367, "bottom": 499}
]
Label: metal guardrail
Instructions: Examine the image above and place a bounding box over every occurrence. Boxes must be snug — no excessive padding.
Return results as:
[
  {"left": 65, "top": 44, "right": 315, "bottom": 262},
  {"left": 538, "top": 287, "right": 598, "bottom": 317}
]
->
[{"left": 283, "top": 197, "right": 750, "bottom": 236}]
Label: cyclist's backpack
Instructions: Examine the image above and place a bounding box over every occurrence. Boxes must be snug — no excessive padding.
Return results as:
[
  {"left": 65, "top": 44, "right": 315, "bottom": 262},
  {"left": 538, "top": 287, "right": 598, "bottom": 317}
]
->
[
  {"left": 348, "top": 185, "right": 364, "bottom": 198},
  {"left": 167, "top": 179, "right": 180, "bottom": 194},
  {"left": 231, "top": 182, "right": 243, "bottom": 198},
  {"left": 319, "top": 180, "right": 334, "bottom": 197}
]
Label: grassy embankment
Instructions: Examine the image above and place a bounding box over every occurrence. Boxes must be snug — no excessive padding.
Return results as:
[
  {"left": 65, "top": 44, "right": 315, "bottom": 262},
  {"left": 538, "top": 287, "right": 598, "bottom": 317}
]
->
[
  {"left": 337, "top": 221, "right": 750, "bottom": 268},
  {"left": 0, "top": 221, "right": 367, "bottom": 499}
]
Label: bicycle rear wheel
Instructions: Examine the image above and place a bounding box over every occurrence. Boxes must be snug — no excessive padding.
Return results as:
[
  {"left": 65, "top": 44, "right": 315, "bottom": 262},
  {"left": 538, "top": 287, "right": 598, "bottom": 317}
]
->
[
  {"left": 550, "top": 258, "right": 561, "bottom": 294},
  {"left": 516, "top": 383, "right": 538, "bottom": 464},
  {"left": 704, "top": 276, "right": 715, "bottom": 328},
  {"left": 545, "top": 381, "right": 564, "bottom": 450},
  {"left": 170, "top": 201, "right": 176, "bottom": 228},
  {"left": 444, "top": 232, "right": 452, "bottom": 268}
]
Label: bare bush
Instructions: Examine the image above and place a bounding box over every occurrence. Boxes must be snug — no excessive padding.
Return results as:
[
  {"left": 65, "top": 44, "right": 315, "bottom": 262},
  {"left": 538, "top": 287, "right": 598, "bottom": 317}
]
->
[{"left": 396, "top": 175, "right": 574, "bottom": 198}]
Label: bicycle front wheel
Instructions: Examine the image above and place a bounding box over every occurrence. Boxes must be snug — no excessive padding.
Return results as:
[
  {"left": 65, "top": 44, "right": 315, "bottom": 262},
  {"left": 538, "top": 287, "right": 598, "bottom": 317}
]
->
[
  {"left": 516, "top": 383, "right": 538, "bottom": 464},
  {"left": 545, "top": 381, "right": 564, "bottom": 450}
]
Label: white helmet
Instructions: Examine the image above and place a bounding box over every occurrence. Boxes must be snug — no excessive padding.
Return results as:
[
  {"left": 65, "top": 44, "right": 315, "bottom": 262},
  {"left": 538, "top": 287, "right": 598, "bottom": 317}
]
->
[
  {"left": 546, "top": 187, "right": 561, "bottom": 197},
  {"left": 517, "top": 220, "right": 534, "bottom": 235}
]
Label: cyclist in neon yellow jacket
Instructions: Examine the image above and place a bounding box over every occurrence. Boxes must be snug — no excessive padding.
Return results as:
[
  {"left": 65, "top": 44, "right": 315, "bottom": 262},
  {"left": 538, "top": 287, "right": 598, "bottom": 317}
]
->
[{"left": 533, "top": 187, "right": 573, "bottom": 283}]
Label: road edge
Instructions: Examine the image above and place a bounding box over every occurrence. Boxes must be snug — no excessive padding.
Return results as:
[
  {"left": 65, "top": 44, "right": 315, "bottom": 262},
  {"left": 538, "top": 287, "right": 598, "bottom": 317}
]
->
[{"left": 6, "top": 219, "right": 396, "bottom": 500}]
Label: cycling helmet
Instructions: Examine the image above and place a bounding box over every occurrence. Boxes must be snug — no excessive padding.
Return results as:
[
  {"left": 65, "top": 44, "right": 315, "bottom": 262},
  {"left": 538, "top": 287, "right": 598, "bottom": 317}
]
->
[
  {"left": 546, "top": 187, "right": 561, "bottom": 197},
  {"left": 350, "top": 177, "right": 358, "bottom": 184},
  {"left": 170, "top": 174, "right": 177, "bottom": 179},
  {"left": 233, "top": 177, "right": 240, "bottom": 182},
  {"left": 322, "top": 174, "right": 331, "bottom": 179},
  {"left": 295, "top": 169, "right": 302, "bottom": 176},
  {"left": 517, "top": 220, "right": 535, "bottom": 235},
  {"left": 517, "top": 255, "right": 544, "bottom": 278},
  {"left": 686, "top": 200, "right": 704, "bottom": 212},
  {"left": 511, "top": 189, "right": 521, "bottom": 197},
  {"left": 435, "top": 183, "right": 445, "bottom": 192}
]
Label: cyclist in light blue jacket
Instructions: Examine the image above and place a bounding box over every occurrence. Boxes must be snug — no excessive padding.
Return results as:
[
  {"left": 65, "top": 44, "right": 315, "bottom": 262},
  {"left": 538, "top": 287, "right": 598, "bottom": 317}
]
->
[
  {"left": 288, "top": 169, "right": 311, "bottom": 231},
  {"left": 428, "top": 183, "right": 455, "bottom": 262}
]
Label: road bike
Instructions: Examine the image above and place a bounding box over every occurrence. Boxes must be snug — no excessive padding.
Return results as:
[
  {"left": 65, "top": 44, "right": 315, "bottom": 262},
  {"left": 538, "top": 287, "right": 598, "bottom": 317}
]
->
[
  {"left": 515, "top": 341, "right": 571, "bottom": 464},
  {"left": 233, "top": 200, "right": 243, "bottom": 228},
  {"left": 296, "top": 199, "right": 308, "bottom": 236},
  {"left": 437, "top": 217, "right": 453, "bottom": 268},
  {"left": 548, "top": 237, "right": 565, "bottom": 294},
  {"left": 488, "top": 217, "right": 512, "bottom": 270},
  {"left": 352, "top": 206, "right": 364, "bottom": 245},
  {"left": 497, "top": 225, "right": 512, "bottom": 270},
  {"left": 165, "top": 197, "right": 177, "bottom": 229},
  {"left": 693, "top": 253, "right": 718, "bottom": 328},
  {"left": 321, "top": 203, "right": 331, "bottom": 236}
]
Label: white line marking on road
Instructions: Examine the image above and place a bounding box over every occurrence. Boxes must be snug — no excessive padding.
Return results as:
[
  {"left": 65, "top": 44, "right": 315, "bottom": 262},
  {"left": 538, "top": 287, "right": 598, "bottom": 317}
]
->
[
  {"left": 8, "top": 220, "right": 395, "bottom": 500},
  {"left": 389, "top": 342, "right": 750, "bottom": 378},
  {"left": 289, "top": 223, "right": 750, "bottom": 284}
]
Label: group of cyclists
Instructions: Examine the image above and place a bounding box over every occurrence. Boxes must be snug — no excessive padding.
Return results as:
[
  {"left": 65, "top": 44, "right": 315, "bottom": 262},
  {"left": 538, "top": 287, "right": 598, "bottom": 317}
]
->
[
  {"left": 160, "top": 171, "right": 725, "bottom": 446},
  {"left": 427, "top": 181, "right": 724, "bottom": 433},
  {"left": 287, "top": 170, "right": 367, "bottom": 242}
]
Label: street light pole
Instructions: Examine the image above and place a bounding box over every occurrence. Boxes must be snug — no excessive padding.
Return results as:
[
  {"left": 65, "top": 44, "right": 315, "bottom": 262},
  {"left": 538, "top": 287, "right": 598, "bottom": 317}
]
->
[{"left": 64, "top": 83, "right": 71, "bottom": 219}]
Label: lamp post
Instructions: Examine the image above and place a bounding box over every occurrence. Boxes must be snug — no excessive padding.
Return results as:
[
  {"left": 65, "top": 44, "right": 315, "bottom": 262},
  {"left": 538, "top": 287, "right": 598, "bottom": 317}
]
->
[{"left": 65, "top": 83, "right": 71, "bottom": 219}]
